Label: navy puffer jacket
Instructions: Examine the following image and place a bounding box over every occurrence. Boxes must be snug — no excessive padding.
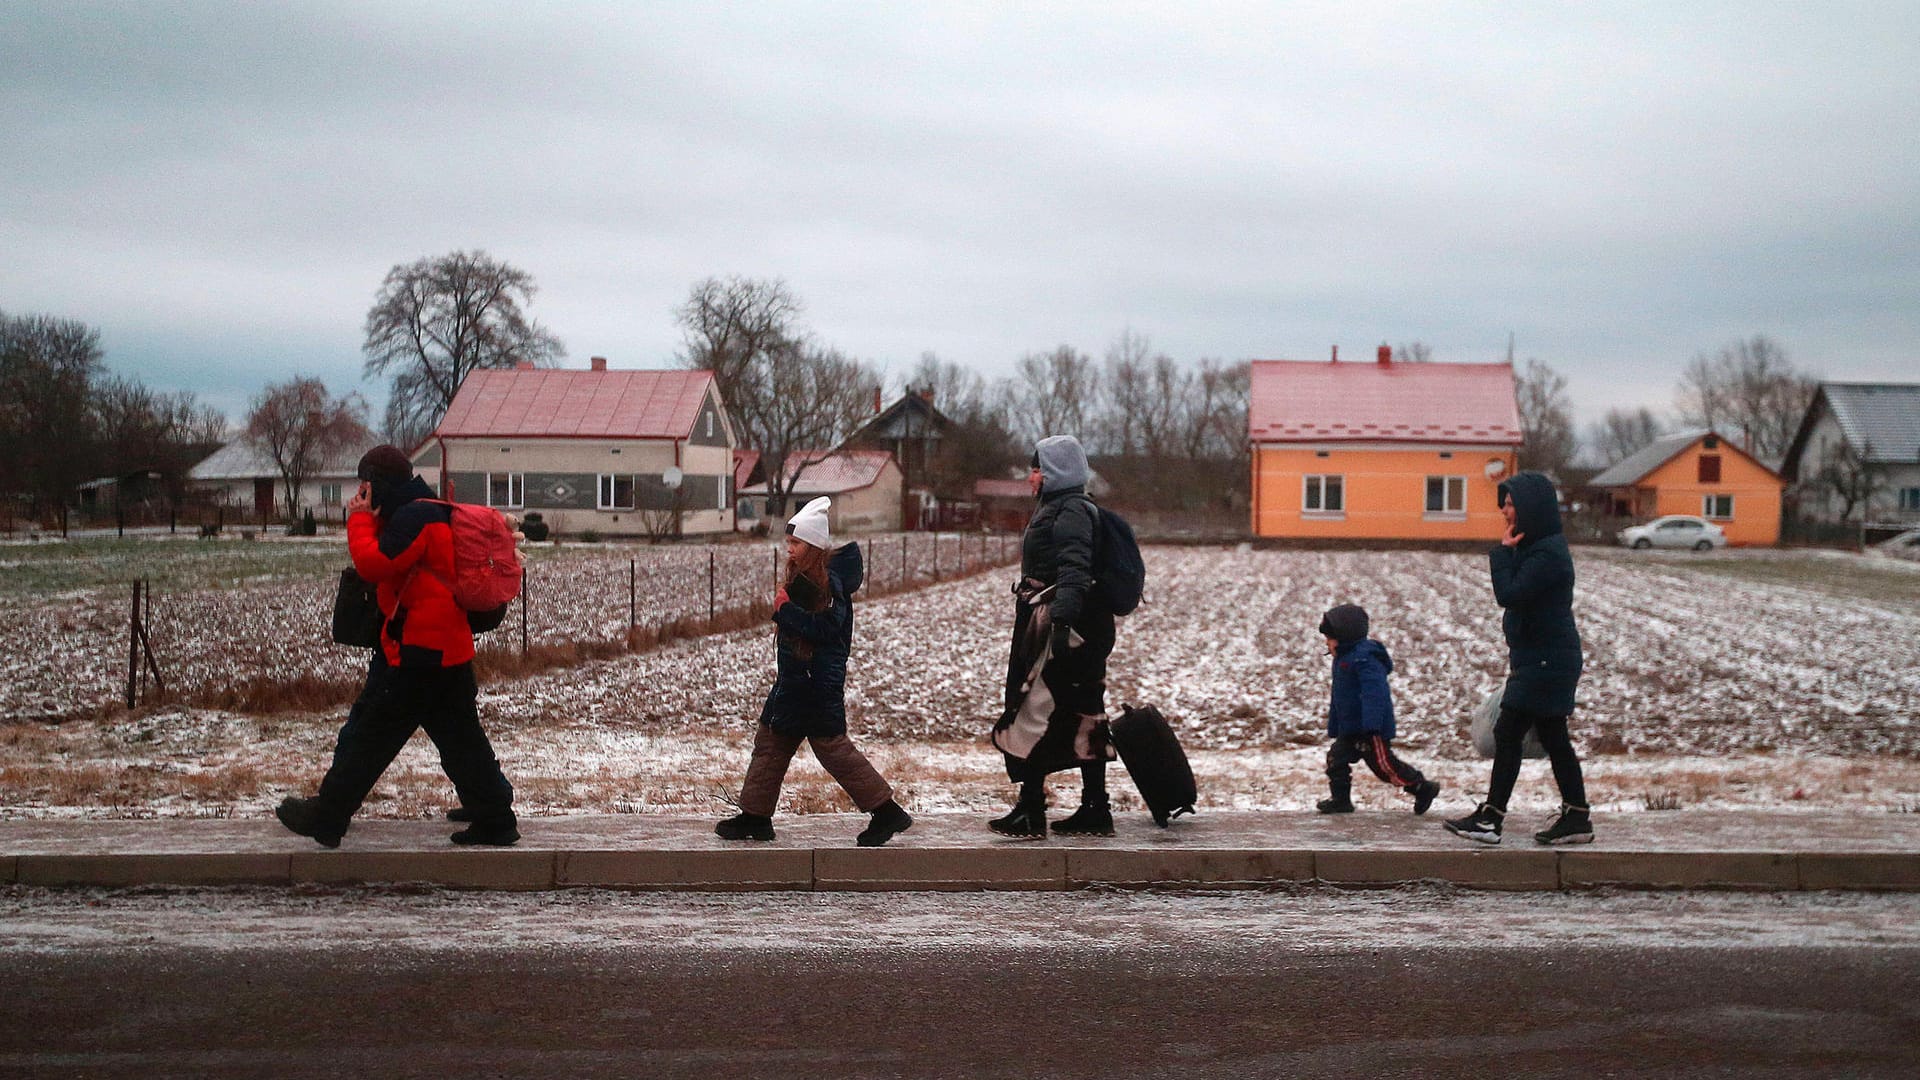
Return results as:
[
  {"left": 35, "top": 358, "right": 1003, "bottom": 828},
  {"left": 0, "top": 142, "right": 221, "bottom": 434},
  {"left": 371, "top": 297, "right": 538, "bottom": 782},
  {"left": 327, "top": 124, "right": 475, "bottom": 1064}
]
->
[
  {"left": 1328, "top": 639, "right": 1396, "bottom": 739},
  {"left": 1491, "top": 472, "right": 1583, "bottom": 716},
  {"left": 760, "top": 543, "right": 864, "bottom": 737}
]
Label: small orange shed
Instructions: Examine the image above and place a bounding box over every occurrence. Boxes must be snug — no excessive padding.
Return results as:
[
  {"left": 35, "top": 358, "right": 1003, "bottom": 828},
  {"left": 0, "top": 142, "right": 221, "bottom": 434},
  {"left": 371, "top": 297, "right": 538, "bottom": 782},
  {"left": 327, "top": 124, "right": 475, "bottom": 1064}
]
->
[
  {"left": 1248, "top": 347, "right": 1522, "bottom": 540},
  {"left": 1589, "top": 431, "right": 1785, "bottom": 546}
]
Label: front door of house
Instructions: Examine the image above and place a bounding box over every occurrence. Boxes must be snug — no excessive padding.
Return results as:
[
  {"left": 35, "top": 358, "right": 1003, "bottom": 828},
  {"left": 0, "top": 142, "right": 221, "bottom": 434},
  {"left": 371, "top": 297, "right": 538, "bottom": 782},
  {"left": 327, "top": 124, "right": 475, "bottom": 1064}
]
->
[{"left": 254, "top": 479, "right": 275, "bottom": 520}]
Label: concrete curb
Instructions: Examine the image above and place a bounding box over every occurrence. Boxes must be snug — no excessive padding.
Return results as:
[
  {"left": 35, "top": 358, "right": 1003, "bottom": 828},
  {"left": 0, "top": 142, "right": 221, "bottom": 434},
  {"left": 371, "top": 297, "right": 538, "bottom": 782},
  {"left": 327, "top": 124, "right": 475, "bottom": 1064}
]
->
[{"left": 7, "top": 823, "right": 1919, "bottom": 893}]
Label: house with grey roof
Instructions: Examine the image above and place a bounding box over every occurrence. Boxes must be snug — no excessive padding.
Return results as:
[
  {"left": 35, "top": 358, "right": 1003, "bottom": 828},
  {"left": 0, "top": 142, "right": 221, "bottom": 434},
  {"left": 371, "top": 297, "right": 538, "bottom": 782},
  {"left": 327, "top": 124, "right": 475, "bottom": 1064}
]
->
[
  {"left": 1782, "top": 382, "right": 1920, "bottom": 524},
  {"left": 189, "top": 440, "right": 366, "bottom": 521}
]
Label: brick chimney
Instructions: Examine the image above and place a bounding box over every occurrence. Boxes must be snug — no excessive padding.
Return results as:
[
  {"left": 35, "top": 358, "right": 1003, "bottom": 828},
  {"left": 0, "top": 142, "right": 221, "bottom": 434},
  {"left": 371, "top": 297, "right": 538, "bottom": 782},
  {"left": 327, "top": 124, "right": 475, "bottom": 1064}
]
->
[
  {"left": 515, "top": 360, "right": 535, "bottom": 370},
  {"left": 590, "top": 356, "right": 607, "bottom": 372},
  {"left": 873, "top": 387, "right": 883, "bottom": 414},
  {"left": 1378, "top": 343, "right": 1392, "bottom": 366},
  {"left": 1331, "top": 345, "right": 1339, "bottom": 363}
]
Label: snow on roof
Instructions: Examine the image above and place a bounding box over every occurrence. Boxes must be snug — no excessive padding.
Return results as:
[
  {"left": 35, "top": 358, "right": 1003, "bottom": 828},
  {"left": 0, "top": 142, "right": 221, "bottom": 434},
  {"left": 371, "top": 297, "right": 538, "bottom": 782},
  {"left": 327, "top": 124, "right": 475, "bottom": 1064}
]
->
[
  {"left": 189, "top": 440, "right": 364, "bottom": 481},
  {"left": 1589, "top": 431, "right": 1709, "bottom": 488},
  {"left": 1820, "top": 383, "right": 1920, "bottom": 463},
  {"left": 973, "top": 478, "right": 1032, "bottom": 500},
  {"left": 741, "top": 450, "right": 896, "bottom": 495},
  {"left": 1248, "top": 359, "right": 1522, "bottom": 445},
  {"left": 434, "top": 367, "right": 716, "bottom": 440}
]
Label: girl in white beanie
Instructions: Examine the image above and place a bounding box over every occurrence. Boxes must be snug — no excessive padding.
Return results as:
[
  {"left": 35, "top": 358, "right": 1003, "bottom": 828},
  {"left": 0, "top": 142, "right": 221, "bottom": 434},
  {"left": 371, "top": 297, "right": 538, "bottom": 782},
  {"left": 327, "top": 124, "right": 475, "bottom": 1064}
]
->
[{"left": 716, "top": 497, "right": 913, "bottom": 846}]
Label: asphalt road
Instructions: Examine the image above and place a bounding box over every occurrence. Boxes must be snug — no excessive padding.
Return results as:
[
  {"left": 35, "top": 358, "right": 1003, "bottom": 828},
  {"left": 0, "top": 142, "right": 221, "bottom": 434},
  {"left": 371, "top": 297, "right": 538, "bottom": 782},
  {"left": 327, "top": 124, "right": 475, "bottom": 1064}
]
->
[{"left": 5, "top": 886, "right": 1920, "bottom": 1079}]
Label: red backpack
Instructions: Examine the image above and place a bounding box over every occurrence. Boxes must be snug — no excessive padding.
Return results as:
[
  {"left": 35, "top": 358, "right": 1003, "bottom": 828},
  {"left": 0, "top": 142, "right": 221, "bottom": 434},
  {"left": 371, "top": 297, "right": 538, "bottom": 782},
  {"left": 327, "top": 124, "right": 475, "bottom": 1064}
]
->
[{"left": 421, "top": 499, "right": 523, "bottom": 613}]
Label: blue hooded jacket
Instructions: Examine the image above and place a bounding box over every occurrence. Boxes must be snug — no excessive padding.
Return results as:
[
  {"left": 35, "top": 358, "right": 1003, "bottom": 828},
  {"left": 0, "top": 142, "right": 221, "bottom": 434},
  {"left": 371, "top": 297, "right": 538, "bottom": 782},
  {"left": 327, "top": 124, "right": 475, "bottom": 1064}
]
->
[
  {"left": 1327, "top": 638, "right": 1396, "bottom": 739},
  {"left": 1491, "top": 471, "right": 1583, "bottom": 716},
  {"left": 760, "top": 542, "right": 864, "bottom": 737}
]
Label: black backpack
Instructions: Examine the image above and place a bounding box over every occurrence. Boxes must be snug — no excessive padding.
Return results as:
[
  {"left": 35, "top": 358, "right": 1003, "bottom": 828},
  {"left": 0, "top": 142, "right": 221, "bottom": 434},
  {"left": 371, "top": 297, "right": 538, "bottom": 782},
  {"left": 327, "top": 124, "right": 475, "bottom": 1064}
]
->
[{"left": 1088, "top": 501, "right": 1145, "bottom": 616}]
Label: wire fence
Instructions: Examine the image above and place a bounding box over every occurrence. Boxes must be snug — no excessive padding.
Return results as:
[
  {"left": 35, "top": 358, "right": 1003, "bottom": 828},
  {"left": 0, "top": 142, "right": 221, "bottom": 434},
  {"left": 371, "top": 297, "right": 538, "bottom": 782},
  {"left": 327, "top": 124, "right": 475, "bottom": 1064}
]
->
[{"left": 4, "top": 531, "right": 1021, "bottom": 721}]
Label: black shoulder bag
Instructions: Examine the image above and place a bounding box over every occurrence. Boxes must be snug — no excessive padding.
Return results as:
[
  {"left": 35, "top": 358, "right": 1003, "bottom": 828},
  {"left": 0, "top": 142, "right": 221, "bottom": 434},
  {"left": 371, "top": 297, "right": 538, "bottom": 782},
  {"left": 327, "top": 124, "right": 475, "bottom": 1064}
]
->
[{"left": 331, "top": 568, "right": 383, "bottom": 649}]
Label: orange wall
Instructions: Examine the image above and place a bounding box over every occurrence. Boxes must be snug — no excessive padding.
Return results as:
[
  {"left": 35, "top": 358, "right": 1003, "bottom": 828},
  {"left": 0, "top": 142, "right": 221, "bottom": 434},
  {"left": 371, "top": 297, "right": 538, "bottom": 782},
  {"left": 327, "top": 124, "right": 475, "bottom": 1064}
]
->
[
  {"left": 1639, "top": 443, "right": 1784, "bottom": 546},
  {"left": 1252, "top": 445, "right": 1519, "bottom": 540}
]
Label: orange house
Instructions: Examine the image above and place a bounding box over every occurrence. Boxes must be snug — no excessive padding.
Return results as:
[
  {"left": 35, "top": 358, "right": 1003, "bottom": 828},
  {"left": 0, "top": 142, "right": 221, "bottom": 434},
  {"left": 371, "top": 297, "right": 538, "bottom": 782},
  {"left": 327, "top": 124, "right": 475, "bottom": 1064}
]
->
[
  {"left": 1249, "top": 347, "right": 1522, "bottom": 540},
  {"left": 1589, "top": 430, "right": 1784, "bottom": 546}
]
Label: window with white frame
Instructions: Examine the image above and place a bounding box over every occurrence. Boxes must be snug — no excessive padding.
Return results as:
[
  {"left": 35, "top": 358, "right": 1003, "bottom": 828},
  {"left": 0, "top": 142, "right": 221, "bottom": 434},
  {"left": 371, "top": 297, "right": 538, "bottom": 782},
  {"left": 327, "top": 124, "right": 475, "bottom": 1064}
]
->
[
  {"left": 1901, "top": 487, "right": 1920, "bottom": 512},
  {"left": 1303, "top": 474, "right": 1344, "bottom": 513},
  {"left": 487, "top": 472, "right": 524, "bottom": 509},
  {"left": 1702, "top": 494, "right": 1734, "bottom": 519},
  {"left": 1425, "top": 476, "right": 1466, "bottom": 514},
  {"left": 598, "top": 474, "right": 635, "bottom": 510},
  {"left": 319, "top": 483, "right": 342, "bottom": 506}
]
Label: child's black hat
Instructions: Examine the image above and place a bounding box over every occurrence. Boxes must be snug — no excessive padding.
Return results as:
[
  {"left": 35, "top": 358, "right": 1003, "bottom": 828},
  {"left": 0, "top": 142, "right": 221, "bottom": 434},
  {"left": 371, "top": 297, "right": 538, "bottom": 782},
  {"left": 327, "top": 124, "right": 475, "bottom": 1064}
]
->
[{"left": 1318, "top": 604, "right": 1369, "bottom": 644}]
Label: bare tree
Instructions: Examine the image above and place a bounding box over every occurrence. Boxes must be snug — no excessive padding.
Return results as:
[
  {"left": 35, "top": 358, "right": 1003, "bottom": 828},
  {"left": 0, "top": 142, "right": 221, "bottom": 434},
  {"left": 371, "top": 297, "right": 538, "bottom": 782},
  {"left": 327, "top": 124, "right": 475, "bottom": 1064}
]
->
[
  {"left": 1394, "top": 341, "right": 1434, "bottom": 363},
  {"left": 754, "top": 343, "right": 883, "bottom": 516},
  {"left": 1811, "top": 437, "right": 1883, "bottom": 523},
  {"left": 904, "top": 352, "right": 1020, "bottom": 492},
  {"left": 1515, "top": 358, "right": 1577, "bottom": 476},
  {"left": 1179, "top": 357, "right": 1250, "bottom": 461},
  {"left": 0, "top": 310, "right": 105, "bottom": 515},
  {"left": 244, "top": 378, "right": 371, "bottom": 520},
  {"left": 1012, "top": 345, "right": 1098, "bottom": 444},
  {"left": 363, "top": 250, "right": 565, "bottom": 449},
  {"left": 1586, "top": 406, "right": 1667, "bottom": 466},
  {"left": 1674, "top": 335, "right": 1816, "bottom": 463}
]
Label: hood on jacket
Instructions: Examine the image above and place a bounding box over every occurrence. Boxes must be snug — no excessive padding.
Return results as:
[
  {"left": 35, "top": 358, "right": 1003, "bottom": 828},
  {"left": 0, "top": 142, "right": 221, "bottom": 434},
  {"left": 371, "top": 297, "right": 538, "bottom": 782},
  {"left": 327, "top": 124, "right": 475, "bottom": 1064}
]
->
[
  {"left": 373, "top": 474, "right": 436, "bottom": 515},
  {"left": 1033, "top": 435, "right": 1090, "bottom": 495},
  {"left": 1336, "top": 637, "right": 1392, "bottom": 673},
  {"left": 828, "top": 541, "right": 864, "bottom": 596},
  {"left": 1497, "top": 471, "right": 1563, "bottom": 542}
]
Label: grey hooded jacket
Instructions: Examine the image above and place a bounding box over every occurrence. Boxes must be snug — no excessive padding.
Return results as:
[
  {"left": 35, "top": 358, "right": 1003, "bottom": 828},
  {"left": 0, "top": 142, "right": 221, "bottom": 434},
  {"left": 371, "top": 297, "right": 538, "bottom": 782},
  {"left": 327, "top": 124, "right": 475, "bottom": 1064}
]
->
[{"left": 1021, "top": 435, "right": 1100, "bottom": 628}]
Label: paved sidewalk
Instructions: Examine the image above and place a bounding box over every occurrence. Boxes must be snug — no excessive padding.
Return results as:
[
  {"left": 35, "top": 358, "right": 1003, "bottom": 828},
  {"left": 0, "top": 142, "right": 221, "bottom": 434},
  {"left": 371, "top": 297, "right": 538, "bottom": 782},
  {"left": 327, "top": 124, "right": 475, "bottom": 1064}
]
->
[{"left": 3, "top": 810, "right": 1916, "bottom": 892}]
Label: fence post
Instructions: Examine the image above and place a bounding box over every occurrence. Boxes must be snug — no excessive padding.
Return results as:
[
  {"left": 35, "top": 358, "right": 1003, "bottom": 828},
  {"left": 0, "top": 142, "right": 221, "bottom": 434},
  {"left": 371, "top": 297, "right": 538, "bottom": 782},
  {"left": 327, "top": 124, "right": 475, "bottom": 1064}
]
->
[
  {"left": 521, "top": 568, "right": 530, "bottom": 656},
  {"left": 127, "top": 580, "right": 140, "bottom": 709},
  {"left": 933, "top": 532, "right": 939, "bottom": 579},
  {"left": 709, "top": 549, "right": 717, "bottom": 623},
  {"left": 901, "top": 533, "right": 907, "bottom": 585},
  {"left": 629, "top": 558, "right": 636, "bottom": 631}
]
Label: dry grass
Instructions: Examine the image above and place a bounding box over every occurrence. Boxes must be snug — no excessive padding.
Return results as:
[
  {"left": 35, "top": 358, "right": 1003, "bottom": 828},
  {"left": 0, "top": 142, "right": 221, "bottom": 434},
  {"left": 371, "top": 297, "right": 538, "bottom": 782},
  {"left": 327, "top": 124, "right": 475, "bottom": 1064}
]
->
[{"left": 1642, "top": 790, "right": 1684, "bottom": 811}]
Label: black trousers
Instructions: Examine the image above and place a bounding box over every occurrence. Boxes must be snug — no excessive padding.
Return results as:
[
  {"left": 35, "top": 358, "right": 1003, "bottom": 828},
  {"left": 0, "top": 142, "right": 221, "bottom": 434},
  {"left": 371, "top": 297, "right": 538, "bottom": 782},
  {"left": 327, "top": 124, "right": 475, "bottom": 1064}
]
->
[
  {"left": 314, "top": 656, "right": 515, "bottom": 834},
  {"left": 1487, "top": 706, "right": 1586, "bottom": 811},
  {"left": 1326, "top": 734, "right": 1428, "bottom": 796}
]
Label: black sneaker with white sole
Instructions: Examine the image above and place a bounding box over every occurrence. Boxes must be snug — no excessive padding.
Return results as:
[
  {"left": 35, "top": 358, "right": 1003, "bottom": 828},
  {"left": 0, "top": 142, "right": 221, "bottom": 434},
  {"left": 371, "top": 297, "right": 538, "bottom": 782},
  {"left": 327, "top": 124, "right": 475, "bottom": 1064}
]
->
[
  {"left": 1443, "top": 802, "right": 1504, "bottom": 844},
  {"left": 1534, "top": 805, "right": 1594, "bottom": 845}
]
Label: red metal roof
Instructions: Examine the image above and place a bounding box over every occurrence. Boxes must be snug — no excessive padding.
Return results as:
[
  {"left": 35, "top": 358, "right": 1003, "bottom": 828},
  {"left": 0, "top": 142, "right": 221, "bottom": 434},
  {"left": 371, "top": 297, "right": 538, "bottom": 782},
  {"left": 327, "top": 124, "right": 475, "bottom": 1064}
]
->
[
  {"left": 435, "top": 368, "right": 716, "bottom": 440},
  {"left": 973, "top": 478, "right": 1033, "bottom": 500},
  {"left": 741, "top": 450, "right": 897, "bottom": 495},
  {"left": 1248, "top": 359, "right": 1522, "bottom": 445}
]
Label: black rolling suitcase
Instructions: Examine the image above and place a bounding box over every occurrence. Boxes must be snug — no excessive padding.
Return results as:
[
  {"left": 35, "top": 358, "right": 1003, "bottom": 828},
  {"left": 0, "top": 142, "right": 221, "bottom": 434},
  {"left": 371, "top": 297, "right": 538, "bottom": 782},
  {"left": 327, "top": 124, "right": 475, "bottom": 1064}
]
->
[{"left": 1110, "top": 704, "right": 1197, "bottom": 826}]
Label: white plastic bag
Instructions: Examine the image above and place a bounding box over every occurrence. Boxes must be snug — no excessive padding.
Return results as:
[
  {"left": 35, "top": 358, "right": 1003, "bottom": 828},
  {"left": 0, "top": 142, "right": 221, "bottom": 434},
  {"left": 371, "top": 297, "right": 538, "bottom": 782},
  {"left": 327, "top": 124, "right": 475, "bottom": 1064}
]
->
[{"left": 1469, "top": 680, "right": 1546, "bottom": 759}]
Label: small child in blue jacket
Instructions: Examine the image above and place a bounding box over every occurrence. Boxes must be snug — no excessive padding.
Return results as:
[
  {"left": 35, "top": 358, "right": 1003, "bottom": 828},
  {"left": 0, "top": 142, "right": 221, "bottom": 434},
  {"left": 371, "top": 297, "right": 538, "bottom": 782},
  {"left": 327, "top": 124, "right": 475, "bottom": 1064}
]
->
[{"left": 1318, "top": 604, "right": 1441, "bottom": 815}]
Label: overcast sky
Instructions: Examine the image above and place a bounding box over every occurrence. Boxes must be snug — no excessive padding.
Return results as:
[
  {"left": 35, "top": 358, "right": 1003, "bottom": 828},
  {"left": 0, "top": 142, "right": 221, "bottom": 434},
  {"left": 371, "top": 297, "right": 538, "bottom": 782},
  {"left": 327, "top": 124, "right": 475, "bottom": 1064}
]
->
[{"left": 4, "top": 1, "right": 1918, "bottom": 436}]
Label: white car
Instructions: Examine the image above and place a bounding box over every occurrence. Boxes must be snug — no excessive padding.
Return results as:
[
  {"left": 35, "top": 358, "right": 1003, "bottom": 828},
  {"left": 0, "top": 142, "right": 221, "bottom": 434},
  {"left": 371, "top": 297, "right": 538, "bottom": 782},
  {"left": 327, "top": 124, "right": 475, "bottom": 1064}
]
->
[
  {"left": 1618, "top": 515, "right": 1727, "bottom": 551},
  {"left": 1871, "top": 529, "right": 1920, "bottom": 562}
]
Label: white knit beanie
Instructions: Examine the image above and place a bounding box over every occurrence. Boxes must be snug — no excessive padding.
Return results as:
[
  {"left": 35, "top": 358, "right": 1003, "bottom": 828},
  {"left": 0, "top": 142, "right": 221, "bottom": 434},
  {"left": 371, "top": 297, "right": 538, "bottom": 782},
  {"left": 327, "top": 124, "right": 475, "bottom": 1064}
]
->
[{"left": 786, "top": 496, "right": 832, "bottom": 549}]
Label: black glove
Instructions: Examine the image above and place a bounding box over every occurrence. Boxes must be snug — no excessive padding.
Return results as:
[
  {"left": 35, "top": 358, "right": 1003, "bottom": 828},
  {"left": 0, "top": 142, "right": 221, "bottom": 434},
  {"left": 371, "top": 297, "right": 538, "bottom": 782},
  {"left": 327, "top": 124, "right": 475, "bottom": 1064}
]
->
[
  {"left": 1049, "top": 623, "right": 1073, "bottom": 657},
  {"left": 785, "top": 572, "right": 826, "bottom": 610}
]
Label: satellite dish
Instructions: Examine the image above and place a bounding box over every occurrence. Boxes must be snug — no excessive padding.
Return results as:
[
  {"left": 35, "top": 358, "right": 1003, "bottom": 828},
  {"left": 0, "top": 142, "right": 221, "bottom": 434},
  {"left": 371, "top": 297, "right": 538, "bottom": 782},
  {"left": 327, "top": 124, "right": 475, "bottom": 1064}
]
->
[
  {"left": 1484, "top": 459, "right": 1508, "bottom": 479},
  {"left": 662, "top": 466, "right": 683, "bottom": 489}
]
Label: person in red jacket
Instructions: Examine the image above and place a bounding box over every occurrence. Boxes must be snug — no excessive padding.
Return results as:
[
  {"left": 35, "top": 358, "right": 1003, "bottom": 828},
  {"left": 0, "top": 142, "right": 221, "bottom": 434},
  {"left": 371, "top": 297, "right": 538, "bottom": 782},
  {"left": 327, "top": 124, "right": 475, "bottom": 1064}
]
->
[{"left": 275, "top": 445, "right": 518, "bottom": 847}]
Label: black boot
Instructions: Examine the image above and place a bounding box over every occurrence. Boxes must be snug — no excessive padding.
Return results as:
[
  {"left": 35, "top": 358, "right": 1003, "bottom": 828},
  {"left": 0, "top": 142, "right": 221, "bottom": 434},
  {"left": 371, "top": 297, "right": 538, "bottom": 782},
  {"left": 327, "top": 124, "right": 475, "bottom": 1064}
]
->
[
  {"left": 275, "top": 796, "right": 344, "bottom": 849},
  {"left": 446, "top": 806, "right": 474, "bottom": 822},
  {"left": 856, "top": 800, "right": 913, "bottom": 847},
  {"left": 450, "top": 819, "right": 520, "bottom": 846},
  {"left": 1409, "top": 780, "right": 1441, "bottom": 816},
  {"left": 1534, "top": 804, "right": 1594, "bottom": 846},
  {"left": 1053, "top": 792, "right": 1114, "bottom": 836},
  {"left": 1316, "top": 776, "right": 1354, "bottom": 814},
  {"left": 988, "top": 787, "right": 1047, "bottom": 839},
  {"left": 715, "top": 812, "right": 775, "bottom": 842}
]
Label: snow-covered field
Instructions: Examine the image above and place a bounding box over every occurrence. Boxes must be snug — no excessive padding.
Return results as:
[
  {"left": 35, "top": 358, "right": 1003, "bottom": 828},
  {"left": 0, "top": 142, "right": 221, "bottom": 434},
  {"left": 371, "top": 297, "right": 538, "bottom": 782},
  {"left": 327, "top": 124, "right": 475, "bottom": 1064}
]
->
[
  {"left": 0, "top": 530, "right": 1016, "bottom": 720},
  {"left": 3, "top": 544, "right": 1918, "bottom": 819}
]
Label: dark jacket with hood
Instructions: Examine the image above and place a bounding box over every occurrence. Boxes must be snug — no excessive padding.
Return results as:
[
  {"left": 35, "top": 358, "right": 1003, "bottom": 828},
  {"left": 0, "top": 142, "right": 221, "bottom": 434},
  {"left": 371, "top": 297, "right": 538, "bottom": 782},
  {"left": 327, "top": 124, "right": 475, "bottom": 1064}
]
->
[
  {"left": 760, "top": 542, "right": 864, "bottom": 737},
  {"left": 347, "top": 474, "right": 473, "bottom": 669},
  {"left": 1491, "top": 471, "right": 1583, "bottom": 716},
  {"left": 1021, "top": 435, "right": 1104, "bottom": 629},
  {"left": 1328, "top": 638, "right": 1396, "bottom": 739}
]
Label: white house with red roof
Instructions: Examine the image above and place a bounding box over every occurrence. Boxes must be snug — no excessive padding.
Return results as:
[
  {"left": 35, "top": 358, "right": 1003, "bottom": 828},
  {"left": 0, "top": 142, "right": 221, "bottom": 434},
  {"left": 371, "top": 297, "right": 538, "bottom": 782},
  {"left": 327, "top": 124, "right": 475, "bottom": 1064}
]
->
[
  {"left": 1248, "top": 345, "right": 1522, "bottom": 540},
  {"left": 413, "top": 357, "right": 736, "bottom": 536},
  {"left": 740, "top": 449, "right": 904, "bottom": 534}
]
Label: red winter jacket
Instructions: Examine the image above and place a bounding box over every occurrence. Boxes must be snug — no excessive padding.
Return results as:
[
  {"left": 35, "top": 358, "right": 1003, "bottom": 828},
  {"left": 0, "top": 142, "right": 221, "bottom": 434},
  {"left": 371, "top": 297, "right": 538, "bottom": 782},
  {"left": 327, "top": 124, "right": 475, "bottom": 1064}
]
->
[{"left": 347, "top": 476, "right": 475, "bottom": 668}]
